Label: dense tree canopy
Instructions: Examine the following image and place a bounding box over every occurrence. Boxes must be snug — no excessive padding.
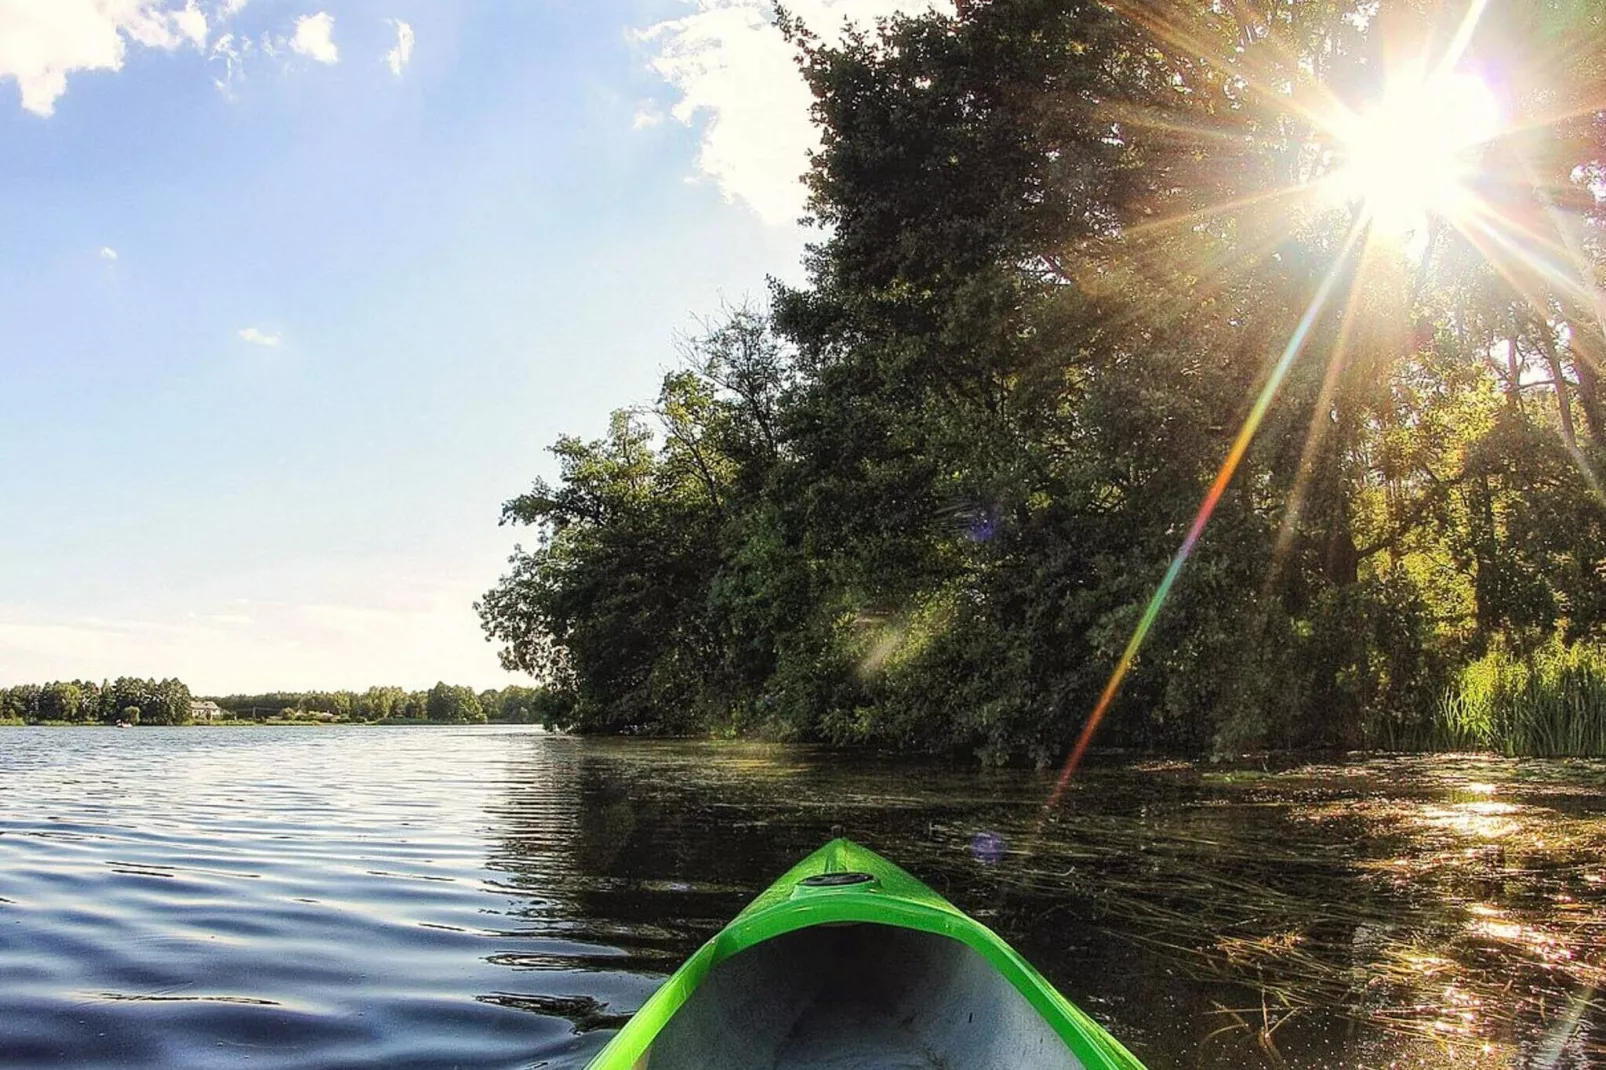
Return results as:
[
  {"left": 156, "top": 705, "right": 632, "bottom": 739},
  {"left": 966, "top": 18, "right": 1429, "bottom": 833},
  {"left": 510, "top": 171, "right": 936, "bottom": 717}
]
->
[
  {"left": 0, "top": 682, "right": 563, "bottom": 727},
  {"left": 482, "top": 0, "right": 1606, "bottom": 761},
  {"left": 209, "top": 685, "right": 549, "bottom": 724},
  {"left": 0, "top": 678, "right": 193, "bottom": 725}
]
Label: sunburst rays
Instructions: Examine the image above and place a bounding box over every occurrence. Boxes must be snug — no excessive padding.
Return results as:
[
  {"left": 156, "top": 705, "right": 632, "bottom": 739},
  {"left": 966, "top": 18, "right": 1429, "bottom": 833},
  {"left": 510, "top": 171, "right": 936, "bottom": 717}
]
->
[{"left": 1044, "top": 0, "right": 1605, "bottom": 798}]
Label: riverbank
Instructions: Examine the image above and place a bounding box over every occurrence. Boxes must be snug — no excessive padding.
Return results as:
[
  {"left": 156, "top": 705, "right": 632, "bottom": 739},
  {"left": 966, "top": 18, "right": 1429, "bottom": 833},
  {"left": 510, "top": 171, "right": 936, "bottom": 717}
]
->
[{"left": 9, "top": 709, "right": 1606, "bottom": 762}]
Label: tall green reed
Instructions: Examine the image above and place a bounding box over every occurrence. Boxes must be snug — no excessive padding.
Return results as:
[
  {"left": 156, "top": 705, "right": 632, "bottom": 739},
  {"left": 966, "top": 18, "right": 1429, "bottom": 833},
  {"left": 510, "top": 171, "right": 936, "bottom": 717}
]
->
[{"left": 1429, "top": 639, "right": 1606, "bottom": 756}]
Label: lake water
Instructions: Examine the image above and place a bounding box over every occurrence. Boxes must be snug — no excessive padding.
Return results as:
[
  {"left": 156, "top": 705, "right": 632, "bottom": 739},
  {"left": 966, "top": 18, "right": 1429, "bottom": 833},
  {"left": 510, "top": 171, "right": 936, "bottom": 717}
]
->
[{"left": 1, "top": 726, "right": 1602, "bottom": 1068}]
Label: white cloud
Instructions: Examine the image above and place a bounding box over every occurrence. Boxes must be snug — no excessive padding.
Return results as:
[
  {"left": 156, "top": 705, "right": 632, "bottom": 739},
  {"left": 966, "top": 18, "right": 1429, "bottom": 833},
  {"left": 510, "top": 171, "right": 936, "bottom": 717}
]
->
[
  {"left": 209, "top": 22, "right": 298, "bottom": 94},
  {"left": 171, "top": 1, "right": 207, "bottom": 47},
  {"left": 237, "top": 326, "right": 282, "bottom": 347},
  {"left": 289, "top": 11, "right": 337, "bottom": 65},
  {"left": 0, "top": 0, "right": 212, "bottom": 116},
  {"left": 383, "top": 18, "right": 413, "bottom": 77},
  {"left": 633, "top": 0, "right": 952, "bottom": 226},
  {"left": 99, "top": 245, "right": 119, "bottom": 260}
]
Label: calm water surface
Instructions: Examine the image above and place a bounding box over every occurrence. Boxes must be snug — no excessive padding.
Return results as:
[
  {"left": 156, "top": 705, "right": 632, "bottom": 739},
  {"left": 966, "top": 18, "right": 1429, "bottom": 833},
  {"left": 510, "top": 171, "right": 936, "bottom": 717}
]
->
[{"left": 2, "top": 726, "right": 1603, "bottom": 1068}]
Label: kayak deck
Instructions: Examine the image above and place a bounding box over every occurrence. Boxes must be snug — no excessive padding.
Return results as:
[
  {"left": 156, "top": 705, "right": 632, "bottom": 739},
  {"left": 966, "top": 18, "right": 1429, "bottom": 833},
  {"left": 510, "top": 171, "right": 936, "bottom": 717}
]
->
[
  {"left": 583, "top": 839, "right": 1146, "bottom": 1070},
  {"left": 645, "top": 923, "right": 1082, "bottom": 1070}
]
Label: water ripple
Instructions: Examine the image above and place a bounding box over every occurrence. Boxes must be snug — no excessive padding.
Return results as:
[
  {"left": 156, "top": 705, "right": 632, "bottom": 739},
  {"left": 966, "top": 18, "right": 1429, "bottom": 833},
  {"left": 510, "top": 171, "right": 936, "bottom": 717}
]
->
[{"left": 5, "top": 728, "right": 1604, "bottom": 1068}]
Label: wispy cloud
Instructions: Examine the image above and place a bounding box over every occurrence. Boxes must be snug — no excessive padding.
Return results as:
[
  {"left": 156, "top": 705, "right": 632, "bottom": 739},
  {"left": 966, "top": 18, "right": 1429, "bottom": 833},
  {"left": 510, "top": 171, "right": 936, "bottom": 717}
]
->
[
  {"left": 0, "top": 0, "right": 213, "bottom": 116},
  {"left": 209, "top": 32, "right": 243, "bottom": 92},
  {"left": 290, "top": 12, "right": 338, "bottom": 65},
  {"left": 99, "top": 246, "right": 119, "bottom": 261},
  {"left": 633, "top": 0, "right": 952, "bottom": 226},
  {"left": 383, "top": 19, "right": 414, "bottom": 77},
  {"left": 237, "top": 326, "right": 282, "bottom": 347}
]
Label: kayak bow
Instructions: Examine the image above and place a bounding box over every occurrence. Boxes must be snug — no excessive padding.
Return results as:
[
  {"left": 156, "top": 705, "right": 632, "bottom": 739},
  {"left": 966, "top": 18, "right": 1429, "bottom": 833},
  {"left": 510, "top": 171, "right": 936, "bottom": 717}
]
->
[{"left": 585, "top": 838, "right": 1147, "bottom": 1069}]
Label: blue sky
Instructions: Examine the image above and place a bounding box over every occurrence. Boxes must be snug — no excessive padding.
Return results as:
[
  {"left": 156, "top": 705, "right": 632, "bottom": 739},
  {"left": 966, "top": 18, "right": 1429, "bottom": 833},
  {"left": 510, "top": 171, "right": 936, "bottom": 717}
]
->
[{"left": 0, "top": 0, "right": 945, "bottom": 693}]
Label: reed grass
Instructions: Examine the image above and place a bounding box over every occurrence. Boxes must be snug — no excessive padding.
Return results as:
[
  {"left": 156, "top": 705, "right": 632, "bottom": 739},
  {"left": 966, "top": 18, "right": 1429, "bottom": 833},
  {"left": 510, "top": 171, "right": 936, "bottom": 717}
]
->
[{"left": 1430, "top": 639, "right": 1606, "bottom": 757}]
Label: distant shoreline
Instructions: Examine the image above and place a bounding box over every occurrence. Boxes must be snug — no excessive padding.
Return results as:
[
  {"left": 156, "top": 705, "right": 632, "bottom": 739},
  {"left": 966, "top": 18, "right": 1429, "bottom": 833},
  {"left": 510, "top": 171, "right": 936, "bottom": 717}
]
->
[
  {"left": 1, "top": 681, "right": 560, "bottom": 728},
  {"left": 0, "top": 718, "right": 541, "bottom": 728}
]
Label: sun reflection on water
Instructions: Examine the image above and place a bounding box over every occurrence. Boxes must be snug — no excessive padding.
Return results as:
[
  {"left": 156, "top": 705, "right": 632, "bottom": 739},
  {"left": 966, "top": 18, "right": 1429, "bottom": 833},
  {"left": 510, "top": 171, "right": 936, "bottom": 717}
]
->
[
  {"left": 1419, "top": 799, "right": 1524, "bottom": 840},
  {"left": 1021, "top": 757, "right": 1606, "bottom": 1064}
]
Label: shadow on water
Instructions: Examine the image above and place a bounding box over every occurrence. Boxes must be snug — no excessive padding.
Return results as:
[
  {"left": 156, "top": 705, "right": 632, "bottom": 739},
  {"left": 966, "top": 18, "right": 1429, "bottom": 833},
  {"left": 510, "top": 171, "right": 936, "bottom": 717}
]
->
[{"left": 492, "top": 741, "right": 1606, "bottom": 1069}]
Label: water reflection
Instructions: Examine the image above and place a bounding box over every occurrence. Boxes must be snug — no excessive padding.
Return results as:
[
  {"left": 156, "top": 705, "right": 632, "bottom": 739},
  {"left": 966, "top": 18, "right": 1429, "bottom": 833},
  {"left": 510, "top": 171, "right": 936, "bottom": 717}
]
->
[
  {"left": 490, "top": 745, "right": 1606, "bottom": 1068},
  {"left": 3, "top": 730, "right": 1605, "bottom": 1068}
]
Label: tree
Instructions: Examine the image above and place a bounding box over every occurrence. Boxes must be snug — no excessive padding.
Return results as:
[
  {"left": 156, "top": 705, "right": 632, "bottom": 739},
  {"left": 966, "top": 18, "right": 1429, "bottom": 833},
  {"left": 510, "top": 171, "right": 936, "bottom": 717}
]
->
[
  {"left": 357, "top": 686, "right": 405, "bottom": 721},
  {"left": 2, "top": 684, "right": 41, "bottom": 722},
  {"left": 479, "top": 402, "right": 737, "bottom": 734},
  {"left": 482, "top": 0, "right": 1606, "bottom": 759},
  {"left": 328, "top": 691, "right": 356, "bottom": 721},
  {"left": 38, "top": 681, "right": 85, "bottom": 723},
  {"left": 425, "top": 682, "right": 485, "bottom": 723}
]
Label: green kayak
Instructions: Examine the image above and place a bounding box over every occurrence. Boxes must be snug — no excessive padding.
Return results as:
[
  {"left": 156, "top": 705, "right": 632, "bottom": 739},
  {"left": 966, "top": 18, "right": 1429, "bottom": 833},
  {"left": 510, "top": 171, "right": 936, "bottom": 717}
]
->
[{"left": 585, "top": 838, "right": 1148, "bottom": 1070}]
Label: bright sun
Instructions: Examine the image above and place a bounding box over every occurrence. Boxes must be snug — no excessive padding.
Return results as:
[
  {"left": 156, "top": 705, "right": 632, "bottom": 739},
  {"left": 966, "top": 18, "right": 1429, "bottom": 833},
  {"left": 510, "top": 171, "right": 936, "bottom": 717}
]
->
[{"left": 1335, "top": 70, "right": 1501, "bottom": 233}]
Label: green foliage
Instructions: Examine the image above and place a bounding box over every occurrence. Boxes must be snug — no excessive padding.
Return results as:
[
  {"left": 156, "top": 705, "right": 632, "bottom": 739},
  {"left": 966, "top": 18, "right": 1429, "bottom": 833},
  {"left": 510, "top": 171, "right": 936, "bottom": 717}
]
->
[
  {"left": 483, "top": 685, "right": 573, "bottom": 726},
  {"left": 1, "top": 683, "right": 40, "bottom": 722},
  {"left": 426, "top": 682, "right": 486, "bottom": 723},
  {"left": 212, "top": 690, "right": 362, "bottom": 720},
  {"left": 206, "top": 684, "right": 562, "bottom": 724},
  {"left": 481, "top": 0, "right": 1606, "bottom": 760},
  {"left": 1, "top": 680, "right": 568, "bottom": 728},
  {"left": 478, "top": 308, "right": 790, "bottom": 736},
  {"left": 104, "top": 678, "right": 192, "bottom": 724},
  {"left": 38, "top": 681, "right": 87, "bottom": 723},
  {"left": 1, "top": 678, "right": 189, "bottom": 725},
  {"left": 1430, "top": 639, "right": 1606, "bottom": 756},
  {"left": 357, "top": 686, "right": 407, "bottom": 721}
]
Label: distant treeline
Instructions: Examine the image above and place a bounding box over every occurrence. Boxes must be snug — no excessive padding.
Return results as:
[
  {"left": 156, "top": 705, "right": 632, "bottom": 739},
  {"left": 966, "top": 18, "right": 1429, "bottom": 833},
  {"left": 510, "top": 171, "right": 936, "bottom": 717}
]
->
[
  {"left": 0, "top": 679, "right": 569, "bottom": 726},
  {"left": 0, "top": 678, "right": 193, "bottom": 725},
  {"left": 207, "top": 684, "right": 570, "bottom": 724}
]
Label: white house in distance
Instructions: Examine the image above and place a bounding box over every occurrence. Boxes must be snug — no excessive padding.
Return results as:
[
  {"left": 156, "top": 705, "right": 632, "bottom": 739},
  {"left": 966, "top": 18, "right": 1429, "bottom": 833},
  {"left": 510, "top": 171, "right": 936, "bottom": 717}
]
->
[{"left": 189, "top": 700, "right": 224, "bottom": 722}]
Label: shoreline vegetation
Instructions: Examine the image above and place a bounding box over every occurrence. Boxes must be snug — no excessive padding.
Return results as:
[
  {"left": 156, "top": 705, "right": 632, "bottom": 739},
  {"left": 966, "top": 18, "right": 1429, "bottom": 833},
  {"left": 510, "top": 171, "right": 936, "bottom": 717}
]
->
[
  {"left": 0, "top": 680, "right": 566, "bottom": 728},
  {"left": 3, "top": 654, "right": 1602, "bottom": 758},
  {"left": 476, "top": 2, "right": 1606, "bottom": 764}
]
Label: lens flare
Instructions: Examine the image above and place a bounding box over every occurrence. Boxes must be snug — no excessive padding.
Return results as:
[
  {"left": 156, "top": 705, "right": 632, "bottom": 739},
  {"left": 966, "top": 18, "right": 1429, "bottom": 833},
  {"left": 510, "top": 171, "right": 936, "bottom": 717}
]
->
[
  {"left": 1045, "top": 219, "right": 1368, "bottom": 809},
  {"left": 1334, "top": 69, "right": 1500, "bottom": 233},
  {"left": 969, "top": 831, "right": 1005, "bottom": 865},
  {"left": 1037, "top": 0, "right": 1606, "bottom": 811}
]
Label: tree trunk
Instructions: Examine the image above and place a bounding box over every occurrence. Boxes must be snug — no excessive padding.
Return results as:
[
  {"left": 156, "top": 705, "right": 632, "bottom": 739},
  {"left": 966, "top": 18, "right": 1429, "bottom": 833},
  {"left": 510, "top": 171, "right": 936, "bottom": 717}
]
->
[
  {"left": 1506, "top": 324, "right": 1522, "bottom": 410},
  {"left": 1569, "top": 330, "right": 1606, "bottom": 448},
  {"left": 1534, "top": 317, "right": 1579, "bottom": 453},
  {"left": 1325, "top": 527, "right": 1359, "bottom": 586}
]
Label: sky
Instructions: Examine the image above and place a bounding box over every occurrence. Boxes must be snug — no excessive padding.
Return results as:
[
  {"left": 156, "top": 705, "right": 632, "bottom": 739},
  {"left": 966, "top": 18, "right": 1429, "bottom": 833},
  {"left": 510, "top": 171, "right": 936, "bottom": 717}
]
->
[{"left": 0, "top": 0, "right": 948, "bottom": 694}]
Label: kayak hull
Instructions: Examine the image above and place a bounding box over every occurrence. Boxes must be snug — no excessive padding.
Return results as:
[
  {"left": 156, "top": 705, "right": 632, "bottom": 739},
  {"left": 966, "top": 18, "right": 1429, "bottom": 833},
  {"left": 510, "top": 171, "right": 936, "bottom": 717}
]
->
[{"left": 584, "top": 839, "right": 1147, "bottom": 1070}]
